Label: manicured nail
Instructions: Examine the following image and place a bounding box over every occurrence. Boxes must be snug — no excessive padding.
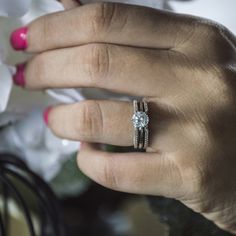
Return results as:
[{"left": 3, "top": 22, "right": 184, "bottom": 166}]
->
[
  {"left": 13, "top": 63, "right": 26, "bottom": 87},
  {"left": 43, "top": 107, "right": 52, "bottom": 125},
  {"left": 10, "top": 27, "right": 28, "bottom": 50}
]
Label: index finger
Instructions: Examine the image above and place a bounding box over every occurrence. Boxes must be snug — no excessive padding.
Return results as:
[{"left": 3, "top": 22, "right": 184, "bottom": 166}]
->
[{"left": 11, "top": 2, "right": 196, "bottom": 52}]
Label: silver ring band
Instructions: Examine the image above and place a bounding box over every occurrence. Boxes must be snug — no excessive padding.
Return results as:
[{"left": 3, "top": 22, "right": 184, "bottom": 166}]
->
[{"left": 132, "top": 100, "right": 149, "bottom": 150}]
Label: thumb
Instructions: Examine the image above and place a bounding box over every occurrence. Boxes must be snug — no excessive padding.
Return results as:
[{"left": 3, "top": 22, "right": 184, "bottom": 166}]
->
[{"left": 77, "top": 142, "right": 183, "bottom": 198}]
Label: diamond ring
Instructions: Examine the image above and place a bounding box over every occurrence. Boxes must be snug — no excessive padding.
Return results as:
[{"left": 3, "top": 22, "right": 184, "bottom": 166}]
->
[{"left": 132, "top": 100, "right": 149, "bottom": 150}]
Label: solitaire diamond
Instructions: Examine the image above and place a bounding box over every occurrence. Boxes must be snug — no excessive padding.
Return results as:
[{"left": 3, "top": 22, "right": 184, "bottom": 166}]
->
[{"left": 132, "top": 111, "right": 149, "bottom": 129}]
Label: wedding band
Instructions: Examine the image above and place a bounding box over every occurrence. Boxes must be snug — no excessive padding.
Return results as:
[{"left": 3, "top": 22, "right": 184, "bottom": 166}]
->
[{"left": 132, "top": 100, "right": 149, "bottom": 150}]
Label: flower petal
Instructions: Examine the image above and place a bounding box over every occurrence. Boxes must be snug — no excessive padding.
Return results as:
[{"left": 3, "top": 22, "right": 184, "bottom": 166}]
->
[
  {"left": 0, "top": 64, "right": 13, "bottom": 113},
  {"left": 46, "top": 89, "right": 85, "bottom": 103},
  {"left": 0, "top": 0, "right": 31, "bottom": 17},
  {"left": 20, "top": 0, "right": 64, "bottom": 24},
  {"left": 34, "top": 0, "right": 64, "bottom": 12}
]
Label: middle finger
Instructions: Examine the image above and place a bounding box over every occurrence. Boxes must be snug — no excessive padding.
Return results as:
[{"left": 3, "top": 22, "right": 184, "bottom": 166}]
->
[{"left": 18, "top": 43, "right": 191, "bottom": 98}]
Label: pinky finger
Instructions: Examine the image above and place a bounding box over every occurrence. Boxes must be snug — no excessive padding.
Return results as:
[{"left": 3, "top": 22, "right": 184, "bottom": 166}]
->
[{"left": 77, "top": 142, "right": 182, "bottom": 198}]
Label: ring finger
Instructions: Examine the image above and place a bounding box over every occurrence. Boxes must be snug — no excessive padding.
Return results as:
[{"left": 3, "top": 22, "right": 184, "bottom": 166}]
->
[
  {"left": 47, "top": 99, "right": 190, "bottom": 152},
  {"left": 47, "top": 100, "right": 134, "bottom": 146}
]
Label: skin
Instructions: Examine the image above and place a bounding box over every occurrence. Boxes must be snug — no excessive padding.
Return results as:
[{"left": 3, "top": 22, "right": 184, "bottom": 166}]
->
[
  {"left": 20, "top": 2, "right": 236, "bottom": 234},
  {"left": 60, "top": 0, "right": 81, "bottom": 9}
]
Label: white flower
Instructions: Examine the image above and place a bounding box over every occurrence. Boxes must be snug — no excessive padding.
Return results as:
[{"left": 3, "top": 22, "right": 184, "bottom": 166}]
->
[
  {"left": 0, "top": 0, "right": 64, "bottom": 117},
  {"left": 0, "top": 0, "right": 77, "bottom": 181},
  {"left": 0, "top": 64, "right": 13, "bottom": 115},
  {"left": 0, "top": 0, "right": 31, "bottom": 17}
]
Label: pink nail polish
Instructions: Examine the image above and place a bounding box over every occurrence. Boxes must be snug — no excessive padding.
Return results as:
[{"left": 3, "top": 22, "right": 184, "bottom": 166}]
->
[
  {"left": 13, "top": 64, "right": 26, "bottom": 87},
  {"left": 43, "top": 107, "right": 52, "bottom": 125},
  {"left": 10, "top": 27, "right": 28, "bottom": 50}
]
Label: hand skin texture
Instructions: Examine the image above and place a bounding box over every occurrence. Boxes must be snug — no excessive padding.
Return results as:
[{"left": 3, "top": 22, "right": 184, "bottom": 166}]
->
[{"left": 12, "top": 2, "right": 236, "bottom": 234}]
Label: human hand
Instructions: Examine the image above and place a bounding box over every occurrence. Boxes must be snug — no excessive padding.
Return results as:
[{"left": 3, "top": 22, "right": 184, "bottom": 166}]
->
[
  {"left": 10, "top": 3, "right": 236, "bottom": 233},
  {"left": 60, "top": 0, "right": 81, "bottom": 9}
]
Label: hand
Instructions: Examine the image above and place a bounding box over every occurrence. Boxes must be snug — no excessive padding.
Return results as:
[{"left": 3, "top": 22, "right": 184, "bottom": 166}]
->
[
  {"left": 11, "top": 3, "right": 236, "bottom": 233},
  {"left": 60, "top": 0, "right": 81, "bottom": 9}
]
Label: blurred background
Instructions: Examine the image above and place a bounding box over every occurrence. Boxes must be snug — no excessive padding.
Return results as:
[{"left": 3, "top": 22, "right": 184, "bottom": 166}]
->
[{"left": 0, "top": 152, "right": 168, "bottom": 236}]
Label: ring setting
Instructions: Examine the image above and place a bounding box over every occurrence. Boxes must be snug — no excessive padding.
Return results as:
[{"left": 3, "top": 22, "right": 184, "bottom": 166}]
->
[
  {"left": 132, "top": 100, "right": 149, "bottom": 150},
  {"left": 132, "top": 111, "right": 149, "bottom": 129}
]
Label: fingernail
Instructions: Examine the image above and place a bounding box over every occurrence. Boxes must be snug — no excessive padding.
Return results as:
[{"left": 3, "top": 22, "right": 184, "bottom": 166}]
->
[
  {"left": 13, "top": 63, "right": 26, "bottom": 87},
  {"left": 10, "top": 27, "right": 28, "bottom": 50},
  {"left": 43, "top": 107, "right": 52, "bottom": 125}
]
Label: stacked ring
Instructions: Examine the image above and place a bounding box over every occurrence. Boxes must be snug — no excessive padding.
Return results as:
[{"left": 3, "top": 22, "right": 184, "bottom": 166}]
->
[{"left": 132, "top": 100, "right": 149, "bottom": 150}]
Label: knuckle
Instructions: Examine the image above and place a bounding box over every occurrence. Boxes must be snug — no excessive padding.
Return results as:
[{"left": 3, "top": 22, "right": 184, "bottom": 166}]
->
[
  {"left": 198, "top": 21, "right": 224, "bottom": 41},
  {"left": 198, "top": 22, "right": 235, "bottom": 61},
  {"left": 90, "top": 2, "right": 117, "bottom": 34},
  {"left": 181, "top": 167, "right": 204, "bottom": 201},
  {"left": 87, "top": 44, "right": 111, "bottom": 85},
  {"left": 175, "top": 153, "right": 207, "bottom": 200},
  {"left": 75, "top": 101, "right": 103, "bottom": 140},
  {"left": 183, "top": 162, "right": 215, "bottom": 213},
  {"left": 98, "top": 157, "right": 118, "bottom": 189},
  {"left": 40, "top": 16, "right": 51, "bottom": 43},
  {"left": 182, "top": 20, "right": 236, "bottom": 63},
  {"left": 215, "top": 66, "right": 233, "bottom": 80},
  {"left": 28, "top": 53, "right": 48, "bottom": 86},
  {"left": 193, "top": 65, "right": 235, "bottom": 109},
  {"left": 36, "top": 13, "right": 58, "bottom": 46},
  {"left": 206, "top": 23, "right": 233, "bottom": 43},
  {"left": 206, "top": 66, "right": 235, "bottom": 98}
]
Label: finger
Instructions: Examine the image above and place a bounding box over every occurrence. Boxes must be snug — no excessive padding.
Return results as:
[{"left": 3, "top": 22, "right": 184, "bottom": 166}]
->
[
  {"left": 47, "top": 100, "right": 133, "bottom": 146},
  {"left": 24, "top": 2, "right": 196, "bottom": 52},
  {"left": 23, "top": 43, "right": 188, "bottom": 97},
  {"left": 46, "top": 99, "right": 190, "bottom": 152},
  {"left": 60, "top": 0, "right": 81, "bottom": 10},
  {"left": 77, "top": 142, "right": 182, "bottom": 197}
]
